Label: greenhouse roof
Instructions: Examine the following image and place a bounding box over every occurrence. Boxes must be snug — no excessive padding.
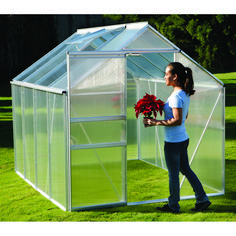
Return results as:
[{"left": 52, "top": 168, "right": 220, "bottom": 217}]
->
[{"left": 12, "top": 22, "right": 223, "bottom": 94}]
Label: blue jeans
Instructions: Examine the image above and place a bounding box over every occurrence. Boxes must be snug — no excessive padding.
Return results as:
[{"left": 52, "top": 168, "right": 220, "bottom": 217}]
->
[{"left": 164, "top": 139, "right": 209, "bottom": 212}]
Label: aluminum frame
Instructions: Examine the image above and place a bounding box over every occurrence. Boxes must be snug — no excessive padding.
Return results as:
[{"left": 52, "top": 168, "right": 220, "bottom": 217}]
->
[
  {"left": 67, "top": 51, "right": 128, "bottom": 211},
  {"left": 10, "top": 80, "right": 66, "bottom": 95}
]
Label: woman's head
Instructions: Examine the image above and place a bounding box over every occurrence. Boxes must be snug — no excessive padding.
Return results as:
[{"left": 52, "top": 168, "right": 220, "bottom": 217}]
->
[{"left": 165, "top": 62, "right": 195, "bottom": 96}]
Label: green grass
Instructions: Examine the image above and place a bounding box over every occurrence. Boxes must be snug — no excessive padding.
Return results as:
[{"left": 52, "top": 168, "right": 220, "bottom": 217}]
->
[{"left": 1, "top": 73, "right": 236, "bottom": 221}]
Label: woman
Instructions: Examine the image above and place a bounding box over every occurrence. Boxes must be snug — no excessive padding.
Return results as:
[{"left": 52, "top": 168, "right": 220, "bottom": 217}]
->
[{"left": 143, "top": 62, "right": 211, "bottom": 213}]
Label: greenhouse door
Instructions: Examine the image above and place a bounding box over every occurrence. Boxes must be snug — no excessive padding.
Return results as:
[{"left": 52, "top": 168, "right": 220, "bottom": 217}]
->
[{"left": 68, "top": 52, "right": 127, "bottom": 211}]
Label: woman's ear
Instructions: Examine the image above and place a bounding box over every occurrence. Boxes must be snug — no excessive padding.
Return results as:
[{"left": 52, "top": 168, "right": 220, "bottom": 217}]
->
[{"left": 173, "top": 74, "right": 178, "bottom": 81}]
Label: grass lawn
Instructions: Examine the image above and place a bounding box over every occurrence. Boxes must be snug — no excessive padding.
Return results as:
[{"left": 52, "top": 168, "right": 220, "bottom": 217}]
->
[{"left": 1, "top": 72, "right": 236, "bottom": 223}]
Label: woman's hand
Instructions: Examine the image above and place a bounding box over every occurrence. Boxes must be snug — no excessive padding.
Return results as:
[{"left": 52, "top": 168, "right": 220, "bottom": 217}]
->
[
  {"left": 142, "top": 108, "right": 183, "bottom": 127},
  {"left": 143, "top": 118, "right": 159, "bottom": 127}
]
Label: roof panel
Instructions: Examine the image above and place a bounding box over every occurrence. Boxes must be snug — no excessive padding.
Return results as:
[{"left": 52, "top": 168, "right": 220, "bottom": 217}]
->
[
  {"left": 81, "top": 27, "right": 125, "bottom": 51},
  {"left": 49, "top": 73, "right": 67, "bottom": 89},
  {"left": 12, "top": 22, "right": 223, "bottom": 92},
  {"left": 127, "top": 55, "right": 164, "bottom": 78},
  {"left": 175, "top": 52, "right": 223, "bottom": 87},
  {"left": 13, "top": 32, "right": 78, "bottom": 82},
  {"left": 100, "top": 22, "right": 149, "bottom": 51},
  {"left": 124, "top": 28, "right": 174, "bottom": 50},
  {"left": 67, "top": 29, "right": 106, "bottom": 44},
  {"left": 36, "top": 61, "right": 67, "bottom": 86},
  {"left": 23, "top": 44, "right": 77, "bottom": 84}
]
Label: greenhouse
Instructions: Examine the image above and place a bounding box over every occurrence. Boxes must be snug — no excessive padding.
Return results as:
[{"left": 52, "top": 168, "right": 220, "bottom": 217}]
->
[{"left": 11, "top": 22, "right": 225, "bottom": 211}]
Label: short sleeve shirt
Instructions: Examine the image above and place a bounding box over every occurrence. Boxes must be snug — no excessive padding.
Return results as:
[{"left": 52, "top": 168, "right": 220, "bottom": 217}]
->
[{"left": 163, "top": 90, "right": 190, "bottom": 143}]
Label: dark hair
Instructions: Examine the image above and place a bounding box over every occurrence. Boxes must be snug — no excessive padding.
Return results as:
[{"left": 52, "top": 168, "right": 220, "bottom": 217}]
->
[{"left": 168, "top": 62, "right": 195, "bottom": 96}]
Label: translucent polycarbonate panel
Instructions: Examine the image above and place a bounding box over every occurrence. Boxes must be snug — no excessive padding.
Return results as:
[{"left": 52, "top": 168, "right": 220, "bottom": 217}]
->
[
  {"left": 181, "top": 116, "right": 224, "bottom": 196},
  {"left": 139, "top": 124, "right": 166, "bottom": 168},
  {"left": 92, "top": 37, "right": 105, "bottom": 48},
  {"left": 186, "top": 87, "right": 223, "bottom": 161},
  {"left": 12, "top": 85, "right": 24, "bottom": 174},
  {"left": 49, "top": 73, "right": 67, "bottom": 89},
  {"left": 69, "top": 56, "right": 103, "bottom": 89},
  {"left": 70, "top": 29, "right": 106, "bottom": 44},
  {"left": 13, "top": 32, "right": 78, "bottom": 82},
  {"left": 71, "top": 146, "right": 126, "bottom": 208},
  {"left": 125, "top": 28, "right": 174, "bottom": 49},
  {"left": 35, "top": 90, "right": 49, "bottom": 194},
  {"left": 36, "top": 61, "right": 67, "bottom": 86},
  {"left": 127, "top": 53, "right": 173, "bottom": 80},
  {"left": 23, "top": 87, "right": 35, "bottom": 183},
  {"left": 127, "top": 79, "right": 138, "bottom": 160},
  {"left": 127, "top": 58, "right": 152, "bottom": 79},
  {"left": 99, "top": 22, "right": 148, "bottom": 51},
  {"left": 128, "top": 55, "right": 164, "bottom": 78},
  {"left": 139, "top": 119, "right": 157, "bottom": 165},
  {"left": 66, "top": 32, "right": 96, "bottom": 46},
  {"left": 70, "top": 92, "right": 125, "bottom": 118},
  {"left": 66, "top": 32, "right": 87, "bottom": 44},
  {"left": 154, "top": 81, "right": 173, "bottom": 169},
  {"left": 180, "top": 87, "right": 224, "bottom": 196},
  {"left": 82, "top": 35, "right": 110, "bottom": 50},
  {"left": 175, "top": 52, "right": 222, "bottom": 87},
  {"left": 70, "top": 120, "right": 126, "bottom": 145},
  {"left": 65, "top": 31, "right": 95, "bottom": 49},
  {"left": 49, "top": 93, "right": 67, "bottom": 207},
  {"left": 69, "top": 56, "right": 126, "bottom": 118},
  {"left": 137, "top": 80, "right": 166, "bottom": 166},
  {"left": 145, "top": 53, "right": 173, "bottom": 69},
  {"left": 24, "top": 44, "right": 77, "bottom": 84},
  {"left": 136, "top": 79, "right": 172, "bottom": 168},
  {"left": 82, "top": 27, "right": 125, "bottom": 51},
  {"left": 160, "top": 52, "right": 174, "bottom": 63}
]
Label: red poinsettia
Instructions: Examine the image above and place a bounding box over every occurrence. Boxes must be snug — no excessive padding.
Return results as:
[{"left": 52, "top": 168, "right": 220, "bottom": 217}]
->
[{"left": 134, "top": 93, "right": 164, "bottom": 119}]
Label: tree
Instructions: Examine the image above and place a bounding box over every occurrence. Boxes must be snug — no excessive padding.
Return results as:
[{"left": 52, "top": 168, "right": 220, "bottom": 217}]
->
[
  {"left": 104, "top": 14, "right": 236, "bottom": 73},
  {"left": 0, "top": 15, "right": 57, "bottom": 83}
]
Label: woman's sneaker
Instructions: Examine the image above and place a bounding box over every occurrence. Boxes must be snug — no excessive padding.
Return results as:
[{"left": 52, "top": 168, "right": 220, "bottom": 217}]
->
[
  {"left": 191, "top": 201, "right": 211, "bottom": 212},
  {"left": 156, "top": 204, "right": 179, "bottom": 213}
]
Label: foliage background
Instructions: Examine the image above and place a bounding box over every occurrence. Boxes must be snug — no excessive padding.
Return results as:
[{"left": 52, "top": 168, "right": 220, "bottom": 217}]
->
[{"left": 104, "top": 14, "right": 236, "bottom": 72}]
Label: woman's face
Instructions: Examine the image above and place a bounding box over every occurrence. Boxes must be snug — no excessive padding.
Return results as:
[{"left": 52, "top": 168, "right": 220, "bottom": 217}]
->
[{"left": 164, "top": 66, "right": 176, "bottom": 87}]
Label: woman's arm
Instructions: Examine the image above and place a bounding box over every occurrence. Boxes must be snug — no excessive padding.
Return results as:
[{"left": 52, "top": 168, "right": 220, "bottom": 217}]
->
[{"left": 143, "top": 108, "right": 183, "bottom": 127}]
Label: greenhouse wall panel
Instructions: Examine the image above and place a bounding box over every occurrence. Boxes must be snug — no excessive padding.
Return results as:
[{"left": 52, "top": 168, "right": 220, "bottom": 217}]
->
[
  {"left": 126, "top": 78, "right": 138, "bottom": 160},
  {"left": 35, "top": 90, "right": 49, "bottom": 191},
  {"left": 49, "top": 93, "right": 67, "bottom": 208},
  {"left": 12, "top": 85, "right": 24, "bottom": 174},
  {"left": 36, "top": 91, "right": 50, "bottom": 195},
  {"left": 71, "top": 146, "right": 126, "bottom": 209},
  {"left": 23, "top": 88, "right": 35, "bottom": 184}
]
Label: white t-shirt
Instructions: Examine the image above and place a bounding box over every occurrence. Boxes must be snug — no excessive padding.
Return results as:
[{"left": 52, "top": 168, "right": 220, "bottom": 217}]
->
[{"left": 163, "top": 89, "right": 190, "bottom": 143}]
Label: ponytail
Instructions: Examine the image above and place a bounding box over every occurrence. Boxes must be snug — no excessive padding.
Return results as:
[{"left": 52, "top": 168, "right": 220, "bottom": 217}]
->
[
  {"left": 168, "top": 62, "right": 195, "bottom": 96},
  {"left": 184, "top": 67, "right": 195, "bottom": 96}
]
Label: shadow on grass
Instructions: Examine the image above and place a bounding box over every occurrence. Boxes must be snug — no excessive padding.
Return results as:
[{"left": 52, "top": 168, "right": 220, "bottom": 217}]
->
[
  {"left": 225, "top": 83, "right": 236, "bottom": 107},
  {"left": 226, "top": 122, "right": 236, "bottom": 140},
  {"left": 205, "top": 204, "right": 236, "bottom": 214},
  {"left": 90, "top": 200, "right": 236, "bottom": 215},
  {"left": 0, "top": 121, "right": 13, "bottom": 148},
  {"left": 0, "top": 84, "right": 13, "bottom": 148}
]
